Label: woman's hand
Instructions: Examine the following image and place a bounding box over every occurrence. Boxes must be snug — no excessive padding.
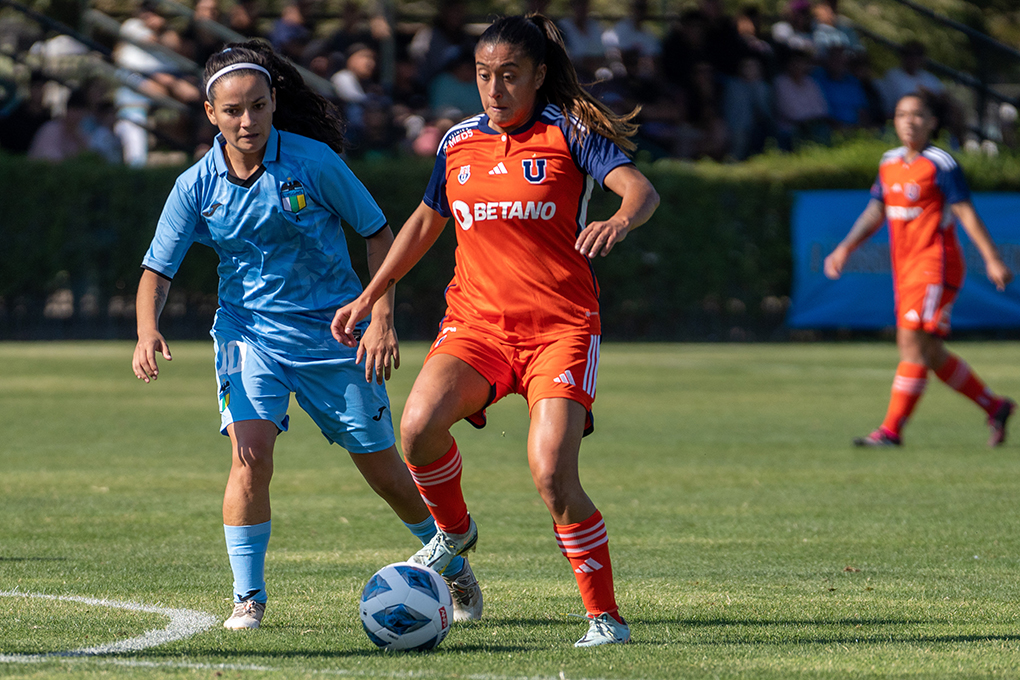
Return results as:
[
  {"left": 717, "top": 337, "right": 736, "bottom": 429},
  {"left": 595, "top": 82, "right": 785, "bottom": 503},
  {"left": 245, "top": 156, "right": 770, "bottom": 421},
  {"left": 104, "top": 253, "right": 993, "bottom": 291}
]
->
[
  {"left": 133, "top": 329, "right": 172, "bottom": 383},
  {"left": 986, "top": 257, "right": 1014, "bottom": 292},
  {"left": 331, "top": 295, "right": 372, "bottom": 347},
  {"left": 575, "top": 218, "right": 631, "bottom": 258},
  {"left": 824, "top": 245, "right": 851, "bottom": 280},
  {"left": 358, "top": 315, "right": 400, "bottom": 384}
]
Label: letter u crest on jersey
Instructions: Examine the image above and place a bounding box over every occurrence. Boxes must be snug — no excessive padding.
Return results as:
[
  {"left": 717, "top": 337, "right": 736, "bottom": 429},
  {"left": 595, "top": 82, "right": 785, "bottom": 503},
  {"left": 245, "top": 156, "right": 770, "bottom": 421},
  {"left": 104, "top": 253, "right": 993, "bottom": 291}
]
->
[
  {"left": 458, "top": 165, "right": 471, "bottom": 185},
  {"left": 905, "top": 182, "right": 921, "bottom": 201},
  {"left": 281, "top": 178, "right": 306, "bottom": 213},
  {"left": 522, "top": 158, "right": 547, "bottom": 184}
]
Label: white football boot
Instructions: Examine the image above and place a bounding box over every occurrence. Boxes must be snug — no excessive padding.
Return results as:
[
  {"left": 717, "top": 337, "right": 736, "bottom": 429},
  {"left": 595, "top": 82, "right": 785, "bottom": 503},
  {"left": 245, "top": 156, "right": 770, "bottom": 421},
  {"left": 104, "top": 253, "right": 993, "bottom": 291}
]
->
[
  {"left": 408, "top": 516, "right": 478, "bottom": 574},
  {"left": 443, "top": 557, "right": 483, "bottom": 621},
  {"left": 223, "top": 600, "right": 265, "bottom": 629},
  {"left": 574, "top": 612, "right": 630, "bottom": 647}
]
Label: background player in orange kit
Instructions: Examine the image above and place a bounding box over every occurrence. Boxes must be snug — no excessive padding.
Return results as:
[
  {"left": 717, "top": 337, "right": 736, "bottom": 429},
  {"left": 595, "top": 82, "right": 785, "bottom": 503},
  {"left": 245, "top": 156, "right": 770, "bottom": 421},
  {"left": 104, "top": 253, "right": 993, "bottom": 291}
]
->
[
  {"left": 331, "top": 14, "right": 659, "bottom": 647},
  {"left": 824, "top": 91, "right": 1014, "bottom": 448}
]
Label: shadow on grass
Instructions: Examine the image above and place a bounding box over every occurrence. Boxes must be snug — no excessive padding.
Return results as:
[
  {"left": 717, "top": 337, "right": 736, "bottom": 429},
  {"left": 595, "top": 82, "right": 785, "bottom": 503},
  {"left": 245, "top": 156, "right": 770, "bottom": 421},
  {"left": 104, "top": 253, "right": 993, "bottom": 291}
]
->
[
  {"left": 0, "top": 557, "right": 68, "bottom": 561},
  {"left": 621, "top": 617, "right": 1020, "bottom": 646},
  {"left": 134, "top": 644, "right": 530, "bottom": 660}
]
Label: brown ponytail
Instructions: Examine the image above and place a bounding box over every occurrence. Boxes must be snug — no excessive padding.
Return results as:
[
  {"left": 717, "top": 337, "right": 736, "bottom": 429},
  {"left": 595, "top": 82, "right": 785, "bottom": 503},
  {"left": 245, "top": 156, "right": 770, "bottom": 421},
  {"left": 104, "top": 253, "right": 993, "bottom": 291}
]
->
[{"left": 477, "top": 14, "right": 640, "bottom": 152}]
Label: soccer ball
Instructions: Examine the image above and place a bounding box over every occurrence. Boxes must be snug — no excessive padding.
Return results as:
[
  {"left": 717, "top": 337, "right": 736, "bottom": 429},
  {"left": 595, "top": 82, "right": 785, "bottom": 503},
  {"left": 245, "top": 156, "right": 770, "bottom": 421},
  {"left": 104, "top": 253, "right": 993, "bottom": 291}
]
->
[{"left": 360, "top": 562, "right": 452, "bottom": 651}]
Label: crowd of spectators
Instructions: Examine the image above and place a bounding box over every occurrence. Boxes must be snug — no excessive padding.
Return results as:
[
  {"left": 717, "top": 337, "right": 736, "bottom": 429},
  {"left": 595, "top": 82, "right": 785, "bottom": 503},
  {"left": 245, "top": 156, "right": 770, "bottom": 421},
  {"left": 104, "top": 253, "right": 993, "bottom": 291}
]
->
[{"left": 0, "top": 0, "right": 986, "bottom": 165}]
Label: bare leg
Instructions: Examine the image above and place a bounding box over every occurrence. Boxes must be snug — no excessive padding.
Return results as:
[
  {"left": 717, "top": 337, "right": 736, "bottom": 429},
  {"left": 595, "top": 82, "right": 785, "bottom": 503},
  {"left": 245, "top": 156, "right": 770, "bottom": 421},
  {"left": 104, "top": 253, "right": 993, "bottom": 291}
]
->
[
  {"left": 223, "top": 419, "right": 278, "bottom": 526},
  {"left": 527, "top": 398, "right": 595, "bottom": 525},
  {"left": 400, "top": 353, "right": 491, "bottom": 467},
  {"left": 349, "top": 445, "right": 431, "bottom": 524}
]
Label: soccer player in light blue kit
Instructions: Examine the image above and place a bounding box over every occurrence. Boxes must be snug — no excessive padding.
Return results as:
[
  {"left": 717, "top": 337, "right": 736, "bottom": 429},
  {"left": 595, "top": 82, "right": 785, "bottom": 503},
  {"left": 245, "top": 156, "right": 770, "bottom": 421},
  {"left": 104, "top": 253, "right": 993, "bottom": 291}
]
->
[{"left": 131, "top": 41, "right": 481, "bottom": 630}]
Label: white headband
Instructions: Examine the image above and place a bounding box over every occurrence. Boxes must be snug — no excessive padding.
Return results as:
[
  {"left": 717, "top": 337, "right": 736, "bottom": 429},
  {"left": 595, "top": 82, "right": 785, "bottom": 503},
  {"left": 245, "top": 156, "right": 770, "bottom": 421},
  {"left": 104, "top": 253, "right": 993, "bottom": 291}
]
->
[{"left": 205, "top": 62, "right": 272, "bottom": 99}]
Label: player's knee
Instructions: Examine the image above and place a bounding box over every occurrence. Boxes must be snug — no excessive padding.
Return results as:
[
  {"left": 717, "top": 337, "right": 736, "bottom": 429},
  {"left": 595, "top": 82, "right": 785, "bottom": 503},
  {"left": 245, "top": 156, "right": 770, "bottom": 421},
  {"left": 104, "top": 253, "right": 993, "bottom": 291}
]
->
[
  {"left": 399, "top": 405, "right": 441, "bottom": 460},
  {"left": 532, "top": 469, "right": 576, "bottom": 516}
]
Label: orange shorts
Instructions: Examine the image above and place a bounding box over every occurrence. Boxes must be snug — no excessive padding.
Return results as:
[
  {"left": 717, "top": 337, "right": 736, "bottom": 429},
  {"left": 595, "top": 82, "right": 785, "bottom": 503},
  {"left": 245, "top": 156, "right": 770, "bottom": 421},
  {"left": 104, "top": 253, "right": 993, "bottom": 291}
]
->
[
  {"left": 425, "top": 320, "right": 601, "bottom": 433},
  {"left": 895, "top": 281, "right": 959, "bottom": 337}
]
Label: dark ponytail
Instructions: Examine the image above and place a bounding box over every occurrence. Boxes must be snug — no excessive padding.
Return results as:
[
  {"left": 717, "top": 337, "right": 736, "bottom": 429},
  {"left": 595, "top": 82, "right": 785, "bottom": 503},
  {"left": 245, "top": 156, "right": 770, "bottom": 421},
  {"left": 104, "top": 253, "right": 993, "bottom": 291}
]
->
[
  {"left": 204, "top": 40, "right": 346, "bottom": 154},
  {"left": 477, "top": 14, "right": 639, "bottom": 152}
]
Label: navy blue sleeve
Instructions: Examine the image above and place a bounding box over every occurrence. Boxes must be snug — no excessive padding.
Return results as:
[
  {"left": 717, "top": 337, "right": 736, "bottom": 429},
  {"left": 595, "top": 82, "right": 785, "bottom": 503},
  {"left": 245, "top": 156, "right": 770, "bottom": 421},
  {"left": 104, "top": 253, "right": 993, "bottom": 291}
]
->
[
  {"left": 869, "top": 173, "right": 884, "bottom": 202},
  {"left": 936, "top": 160, "right": 971, "bottom": 205},
  {"left": 422, "top": 146, "right": 451, "bottom": 217},
  {"left": 560, "top": 118, "right": 633, "bottom": 189}
]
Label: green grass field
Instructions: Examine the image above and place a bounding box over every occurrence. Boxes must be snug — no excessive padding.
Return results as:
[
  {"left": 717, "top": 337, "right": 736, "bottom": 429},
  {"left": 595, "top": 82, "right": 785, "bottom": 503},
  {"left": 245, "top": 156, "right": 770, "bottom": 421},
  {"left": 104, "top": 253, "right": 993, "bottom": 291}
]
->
[{"left": 2, "top": 340, "right": 1020, "bottom": 679}]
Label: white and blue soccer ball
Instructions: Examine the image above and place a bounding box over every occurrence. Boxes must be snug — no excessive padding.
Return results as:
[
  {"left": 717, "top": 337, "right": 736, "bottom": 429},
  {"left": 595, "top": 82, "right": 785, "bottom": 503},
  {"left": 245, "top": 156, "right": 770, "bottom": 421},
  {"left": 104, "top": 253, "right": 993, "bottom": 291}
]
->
[{"left": 360, "top": 562, "right": 452, "bottom": 651}]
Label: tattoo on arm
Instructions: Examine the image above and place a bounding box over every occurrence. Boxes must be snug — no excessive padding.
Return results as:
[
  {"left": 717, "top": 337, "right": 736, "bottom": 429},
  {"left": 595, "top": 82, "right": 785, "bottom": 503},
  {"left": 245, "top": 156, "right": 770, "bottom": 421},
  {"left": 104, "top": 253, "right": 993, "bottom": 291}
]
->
[
  {"left": 153, "top": 282, "right": 169, "bottom": 316},
  {"left": 385, "top": 279, "right": 395, "bottom": 291}
]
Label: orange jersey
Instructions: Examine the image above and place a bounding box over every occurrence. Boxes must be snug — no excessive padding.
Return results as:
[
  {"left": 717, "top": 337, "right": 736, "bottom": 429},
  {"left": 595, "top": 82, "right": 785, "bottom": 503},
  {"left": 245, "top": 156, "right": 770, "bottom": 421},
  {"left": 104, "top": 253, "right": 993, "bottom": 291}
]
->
[
  {"left": 422, "top": 104, "right": 632, "bottom": 343},
  {"left": 872, "top": 145, "right": 971, "bottom": 289}
]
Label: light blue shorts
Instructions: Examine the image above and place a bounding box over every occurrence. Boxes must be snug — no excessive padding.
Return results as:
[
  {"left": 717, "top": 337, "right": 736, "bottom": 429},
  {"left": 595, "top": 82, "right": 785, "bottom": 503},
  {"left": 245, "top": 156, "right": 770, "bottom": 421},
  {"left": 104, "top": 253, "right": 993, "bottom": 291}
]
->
[{"left": 211, "top": 332, "right": 394, "bottom": 454}]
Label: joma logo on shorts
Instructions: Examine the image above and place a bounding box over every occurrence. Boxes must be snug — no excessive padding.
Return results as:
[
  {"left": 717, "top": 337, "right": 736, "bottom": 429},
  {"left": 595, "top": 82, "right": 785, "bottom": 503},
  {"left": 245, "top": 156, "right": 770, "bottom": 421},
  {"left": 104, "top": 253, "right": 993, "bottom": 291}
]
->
[{"left": 451, "top": 200, "right": 557, "bottom": 230}]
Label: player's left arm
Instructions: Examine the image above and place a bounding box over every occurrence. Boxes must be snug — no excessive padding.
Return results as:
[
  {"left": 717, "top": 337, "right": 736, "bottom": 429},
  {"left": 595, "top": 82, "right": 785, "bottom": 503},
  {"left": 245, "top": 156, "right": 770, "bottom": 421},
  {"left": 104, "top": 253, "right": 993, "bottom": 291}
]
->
[
  {"left": 576, "top": 164, "right": 660, "bottom": 258},
  {"left": 359, "top": 225, "right": 400, "bottom": 383},
  {"left": 951, "top": 200, "right": 1013, "bottom": 291}
]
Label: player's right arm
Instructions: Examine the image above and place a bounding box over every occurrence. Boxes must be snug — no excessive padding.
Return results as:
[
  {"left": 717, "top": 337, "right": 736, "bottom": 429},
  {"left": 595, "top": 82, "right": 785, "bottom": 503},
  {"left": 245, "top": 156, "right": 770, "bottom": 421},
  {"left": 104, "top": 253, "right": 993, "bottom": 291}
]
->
[
  {"left": 133, "top": 268, "right": 173, "bottom": 383},
  {"left": 824, "top": 198, "right": 885, "bottom": 280},
  {"left": 332, "top": 202, "right": 449, "bottom": 347}
]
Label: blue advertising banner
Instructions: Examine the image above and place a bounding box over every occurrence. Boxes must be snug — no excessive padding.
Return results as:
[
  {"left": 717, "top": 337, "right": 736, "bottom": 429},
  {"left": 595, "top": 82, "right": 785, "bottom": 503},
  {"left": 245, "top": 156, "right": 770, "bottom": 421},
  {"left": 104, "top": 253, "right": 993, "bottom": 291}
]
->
[{"left": 787, "top": 190, "right": 1020, "bottom": 329}]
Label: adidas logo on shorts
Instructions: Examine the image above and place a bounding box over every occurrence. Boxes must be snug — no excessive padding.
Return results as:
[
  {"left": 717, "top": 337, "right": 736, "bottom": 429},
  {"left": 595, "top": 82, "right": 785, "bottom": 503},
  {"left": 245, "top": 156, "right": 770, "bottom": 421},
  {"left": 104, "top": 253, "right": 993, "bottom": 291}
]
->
[{"left": 554, "top": 370, "right": 576, "bottom": 386}]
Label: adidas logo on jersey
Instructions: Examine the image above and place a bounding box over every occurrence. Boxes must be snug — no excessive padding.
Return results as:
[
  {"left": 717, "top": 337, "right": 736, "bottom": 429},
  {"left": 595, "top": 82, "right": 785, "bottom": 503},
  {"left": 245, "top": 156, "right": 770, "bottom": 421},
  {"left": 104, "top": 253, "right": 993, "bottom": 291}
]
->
[
  {"left": 488, "top": 162, "right": 508, "bottom": 175},
  {"left": 554, "top": 370, "right": 576, "bottom": 386},
  {"left": 574, "top": 558, "right": 603, "bottom": 574}
]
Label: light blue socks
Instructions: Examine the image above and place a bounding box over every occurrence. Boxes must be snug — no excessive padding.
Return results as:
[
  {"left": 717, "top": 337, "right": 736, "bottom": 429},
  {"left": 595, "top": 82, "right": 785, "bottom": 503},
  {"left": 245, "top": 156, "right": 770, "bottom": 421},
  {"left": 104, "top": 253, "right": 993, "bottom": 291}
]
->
[
  {"left": 404, "top": 515, "right": 465, "bottom": 575},
  {"left": 224, "top": 520, "right": 271, "bottom": 603}
]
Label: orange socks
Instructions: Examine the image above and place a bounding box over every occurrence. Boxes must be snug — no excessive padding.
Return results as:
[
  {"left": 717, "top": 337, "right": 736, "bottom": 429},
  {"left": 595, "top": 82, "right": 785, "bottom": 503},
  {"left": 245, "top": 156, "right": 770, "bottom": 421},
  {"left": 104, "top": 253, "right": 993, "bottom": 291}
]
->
[
  {"left": 881, "top": 362, "right": 928, "bottom": 437},
  {"left": 935, "top": 354, "right": 999, "bottom": 415},
  {"left": 554, "top": 510, "right": 620, "bottom": 621},
  {"left": 406, "top": 440, "right": 472, "bottom": 535}
]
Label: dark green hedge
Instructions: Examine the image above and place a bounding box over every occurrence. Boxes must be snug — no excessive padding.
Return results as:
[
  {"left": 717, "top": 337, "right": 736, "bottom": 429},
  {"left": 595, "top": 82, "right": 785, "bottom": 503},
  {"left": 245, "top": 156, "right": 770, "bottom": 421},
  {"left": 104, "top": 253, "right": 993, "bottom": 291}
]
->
[{"left": 3, "top": 138, "right": 1020, "bottom": 340}]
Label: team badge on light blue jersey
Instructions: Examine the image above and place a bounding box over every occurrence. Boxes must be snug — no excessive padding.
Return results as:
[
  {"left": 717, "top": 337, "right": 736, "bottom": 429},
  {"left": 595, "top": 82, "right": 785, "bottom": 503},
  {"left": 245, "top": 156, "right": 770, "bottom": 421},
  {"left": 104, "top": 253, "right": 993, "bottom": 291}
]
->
[{"left": 281, "top": 178, "right": 307, "bottom": 212}]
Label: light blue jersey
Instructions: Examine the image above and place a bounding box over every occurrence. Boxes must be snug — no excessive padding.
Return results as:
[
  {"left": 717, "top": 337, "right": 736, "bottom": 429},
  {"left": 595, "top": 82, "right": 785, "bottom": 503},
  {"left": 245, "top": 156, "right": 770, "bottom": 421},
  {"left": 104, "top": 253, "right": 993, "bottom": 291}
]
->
[{"left": 143, "top": 126, "right": 387, "bottom": 357}]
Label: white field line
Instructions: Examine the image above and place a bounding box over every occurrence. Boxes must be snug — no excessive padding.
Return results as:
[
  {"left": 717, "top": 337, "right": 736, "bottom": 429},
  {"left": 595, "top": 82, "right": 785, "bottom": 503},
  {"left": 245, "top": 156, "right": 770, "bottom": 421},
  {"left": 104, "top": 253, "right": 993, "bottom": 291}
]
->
[
  {"left": 0, "top": 590, "right": 217, "bottom": 658},
  {"left": 1, "top": 654, "right": 599, "bottom": 680},
  {"left": 1, "top": 591, "right": 619, "bottom": 680}
]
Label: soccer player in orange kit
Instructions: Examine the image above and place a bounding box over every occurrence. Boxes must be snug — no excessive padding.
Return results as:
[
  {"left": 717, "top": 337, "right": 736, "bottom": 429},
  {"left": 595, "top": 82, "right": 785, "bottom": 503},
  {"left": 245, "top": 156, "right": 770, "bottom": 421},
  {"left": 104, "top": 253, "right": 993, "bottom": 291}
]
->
[
  {"left": 331, "top": 14, "right": 659, "bottom": 646},
  {"left": 825, "top": 91, "right": 1014, "bottom": 447}
]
